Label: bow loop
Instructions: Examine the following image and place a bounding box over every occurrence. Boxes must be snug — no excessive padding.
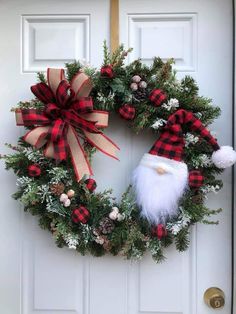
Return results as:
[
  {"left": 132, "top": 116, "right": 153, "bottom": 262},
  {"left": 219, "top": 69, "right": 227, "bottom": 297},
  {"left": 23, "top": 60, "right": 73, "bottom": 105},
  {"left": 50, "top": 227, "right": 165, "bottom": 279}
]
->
[
  {"left": 64, "top": 110, "right": 100, "bottom": 134},
  {"left": 49, "top": 119, "right": 65, "bottom": 143},
  {"left": 44, "top": 103, "right": 61, "bottom": 120},
  {"left": 19, "top": 109, "right": 50, "bottom": 126},
  {"left": 72, "top": 97, "right": 93, "bottom": 113},
  {"left": 31, "top": 83, "right": 55, "bottom": 104},
  {"left": 56, "top": 80, "right": 75, "bottom": 108},
  {"left": 71, "top": 72, "right": 93, "bottom": 99}
]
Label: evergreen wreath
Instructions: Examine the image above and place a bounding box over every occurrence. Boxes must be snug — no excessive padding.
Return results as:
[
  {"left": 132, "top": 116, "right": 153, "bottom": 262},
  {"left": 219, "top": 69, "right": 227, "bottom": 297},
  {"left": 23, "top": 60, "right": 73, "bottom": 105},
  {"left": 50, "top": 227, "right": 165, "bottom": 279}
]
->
[{"left": 2, "top": 42, "right": 236, "bottom": 263}]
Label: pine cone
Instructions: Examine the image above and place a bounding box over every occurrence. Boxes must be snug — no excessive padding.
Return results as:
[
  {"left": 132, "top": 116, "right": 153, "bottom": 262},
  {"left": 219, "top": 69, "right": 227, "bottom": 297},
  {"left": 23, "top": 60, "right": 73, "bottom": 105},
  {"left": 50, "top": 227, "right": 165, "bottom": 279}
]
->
[
  {"left": 99, "top": 217, "right": 115, "bottom": 234},
  {"left": 133, "top": 89, "right": 148, "bottom": 102},
  {"left": 103, "top": 238, "right": 112, "bottom": 251},
  {"left": 192, "top": 193, "right": 204, "bottom": 204},
  {"left": 50, "top": 183, "right": 65, "bottom": 195}
]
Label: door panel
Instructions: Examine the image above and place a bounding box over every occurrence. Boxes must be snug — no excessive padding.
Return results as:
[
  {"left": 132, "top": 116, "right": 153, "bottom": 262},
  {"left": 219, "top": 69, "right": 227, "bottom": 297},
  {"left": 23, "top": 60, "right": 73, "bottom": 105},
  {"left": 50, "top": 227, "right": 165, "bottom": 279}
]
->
[
  {"left": 0, "top": 1, "right": 109, "bottom": 314},
  {"left": 0, "top": 1, "right": 233, "bottom": 314},
  {"left": 120, "top": 1, "right": 233, "bottom": 314},
  {"left": 22, "top": 14, "right": 90, "bottom": 72}
]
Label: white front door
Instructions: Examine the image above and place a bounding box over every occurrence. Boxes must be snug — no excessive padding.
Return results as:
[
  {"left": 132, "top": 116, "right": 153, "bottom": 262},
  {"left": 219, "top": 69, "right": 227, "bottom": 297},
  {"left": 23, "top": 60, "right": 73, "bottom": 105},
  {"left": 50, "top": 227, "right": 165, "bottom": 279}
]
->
[{"left": 0, "top": 1, "right": 233, "bottom": 314}]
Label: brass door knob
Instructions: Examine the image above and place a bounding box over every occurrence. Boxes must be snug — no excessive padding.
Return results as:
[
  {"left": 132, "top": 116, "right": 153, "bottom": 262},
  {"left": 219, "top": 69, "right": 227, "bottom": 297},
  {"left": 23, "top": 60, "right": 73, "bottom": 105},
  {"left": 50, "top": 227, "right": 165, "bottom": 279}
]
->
[{"left": 204, "top": 287, "right": 225, "bottom": 309}]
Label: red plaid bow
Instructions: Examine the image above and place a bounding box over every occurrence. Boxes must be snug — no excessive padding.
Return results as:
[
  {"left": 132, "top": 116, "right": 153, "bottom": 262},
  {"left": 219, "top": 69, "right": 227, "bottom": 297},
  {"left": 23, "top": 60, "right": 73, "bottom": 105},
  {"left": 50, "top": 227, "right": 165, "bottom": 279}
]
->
[{"left": 16, "top": 68, "right": 119, "bottom": 182}]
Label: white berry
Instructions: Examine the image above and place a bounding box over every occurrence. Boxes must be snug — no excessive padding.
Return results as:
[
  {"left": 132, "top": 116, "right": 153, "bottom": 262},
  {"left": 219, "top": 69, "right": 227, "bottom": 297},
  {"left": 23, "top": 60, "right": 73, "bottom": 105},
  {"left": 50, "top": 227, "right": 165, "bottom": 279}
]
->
[
  {"left": 67, "top": 189, "right": 75, "bottom": 198},
  {"left": 93, "top": 229, "right": 99, "bottom": 236},
  {"left": 117, "top": 213, "right": 125, "bottom": 221},
  {"left": 64, "top": 199, "right": 71, "bottom": 207},
  {"left": 130, "top": 82, "right": 138, "bottom": 91},
  {"left": 109, "top": 211, "right": 118, "bottom": 220},
  {"left": 60, "top": 193, "right": 68, "bottom": 203},
  {"left": 132, "top": 75, "right": 141, "bottom": 83},
  {"left": 139, "top": 81, "right": 147, "bottom": 89},
  {"left": 112, "top": 206, "right": 119, "bottom": 213},
  {"left": 95, "top": 236, "right": 105, "bottom": 245}
]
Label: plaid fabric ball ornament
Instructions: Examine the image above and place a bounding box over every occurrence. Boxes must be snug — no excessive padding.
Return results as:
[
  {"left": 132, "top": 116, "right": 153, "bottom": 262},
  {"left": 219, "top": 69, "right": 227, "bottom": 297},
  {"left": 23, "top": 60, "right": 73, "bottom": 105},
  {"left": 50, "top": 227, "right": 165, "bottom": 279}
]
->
[
  {"left": 149, "top": 89, "right": 167, "bottom": 107},
  {"left": 100, "top": 65, "right": 114, "bottom": 78},
  {"left": 189, "top": 170, "right": 204, "bottom": 188},
  {"left": 28, "top": 164, "right": 41, "bottom": 177},
  {"left": 119, "top": 104, "right": 136, "bottom": 120},
  {"left": 152, "top": 224, "right": 167, "bottom": 240},
  {"left": 71, "top": 206, "right": 90, "bottom": 224},
  {"left": 85, "top": 178, "right": 97, "bottom": 192}
]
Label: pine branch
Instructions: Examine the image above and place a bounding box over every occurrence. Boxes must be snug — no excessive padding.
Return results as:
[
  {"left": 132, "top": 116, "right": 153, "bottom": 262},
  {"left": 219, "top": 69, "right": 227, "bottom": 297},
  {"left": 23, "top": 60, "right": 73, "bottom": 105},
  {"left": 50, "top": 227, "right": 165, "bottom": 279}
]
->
[
  {"left": 37, "top": 72, "right": 47, "bottom": 84},
  {"left": 65, "top": 61, "right": 82, "bottom": 82},
  {"left": 174, "top": 228, "right": 190, "bottom": 252}
]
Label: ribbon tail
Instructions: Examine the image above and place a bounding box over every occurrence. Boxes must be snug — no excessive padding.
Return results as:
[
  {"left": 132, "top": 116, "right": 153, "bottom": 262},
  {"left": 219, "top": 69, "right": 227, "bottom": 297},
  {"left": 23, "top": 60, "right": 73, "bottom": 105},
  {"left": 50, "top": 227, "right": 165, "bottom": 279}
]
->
[
  {"left": 44, "top": 134, "right": 67, "bottom": 161},
  {"left": 71, "top": 72, "right": 93, "bottom": 99},
  {"left": 44, "top": 141, "right": 55, "bottom": 158},
  {"left": 84, "top": 131, "right": 120, "bottom": 160},
  {"left": 79, "top": 110, "right": 109, "bottom": 128},
  {"left": 15, "top": 109, "right": 50, "bottom": 126},
  {"left": 23, "top": 126, "right": 50, "bottom": 148},
  {"left": 15, "top": 110, "right": 25, "bottom": 126},
  {"left": 67, "top": 125, "right": 93, "bottom": 182}
]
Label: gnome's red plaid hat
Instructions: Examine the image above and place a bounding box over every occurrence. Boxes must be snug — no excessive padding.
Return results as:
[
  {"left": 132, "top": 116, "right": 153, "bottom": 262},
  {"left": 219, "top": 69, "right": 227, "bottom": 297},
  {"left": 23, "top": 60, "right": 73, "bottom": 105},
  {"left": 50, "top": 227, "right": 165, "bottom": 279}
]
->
[
  {"left": 149, "top": 109, "right": 219, "bottom": 161},
  {"left": 144, "top": 109, "right": 236, "bottom": 169}
]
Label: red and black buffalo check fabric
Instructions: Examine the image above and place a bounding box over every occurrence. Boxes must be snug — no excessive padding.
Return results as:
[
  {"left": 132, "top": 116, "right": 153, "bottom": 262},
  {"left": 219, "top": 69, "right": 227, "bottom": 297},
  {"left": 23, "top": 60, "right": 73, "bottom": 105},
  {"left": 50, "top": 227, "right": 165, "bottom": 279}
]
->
[
  {"left": 149, "top": 89, "right": 167, "bottom": 107},
  {"left": 119, "top": 104, "right": 136, "bottom": 120},
  {"left": 152, "top": 224, "right": 168, "bottom": 240},
  {"left": 31, "top": 82, "right": 55, "bottom": 104},
  {"left": 71, "top": 206, "right": 90, "bottom": 224},
  {"left": 20, "top": 108, "right": 51, "bottom": 126},
  {"left": 26, "top": 80, "right": 99, "bottom": 162},
  {"left": 72, "top": 97, "right": 93, "bottom": 113},
  {"left": 56, "top": 80, "right": 75, "bottom": 107},
  {"left": 85, "top": 178, "right": 97, "bottom": 192},
  {"left": 28, "top": 164, "right": 41, "bottom": 177},
  {"left": 149, "top": 109, "right": 220, "bottom": 161},
  {"left": 100, "top": 65, "right": 114, "bottom": 78},
  {"left": 189, "top": 170, "right": 204, "bottom": 188}
]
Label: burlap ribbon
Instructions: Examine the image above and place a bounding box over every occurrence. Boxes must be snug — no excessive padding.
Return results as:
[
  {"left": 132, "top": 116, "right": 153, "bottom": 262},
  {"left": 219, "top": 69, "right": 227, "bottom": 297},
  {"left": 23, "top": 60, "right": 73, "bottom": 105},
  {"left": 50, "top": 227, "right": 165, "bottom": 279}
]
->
[{"left": 15, "top": 68, "right": 119, "bottom": 182}]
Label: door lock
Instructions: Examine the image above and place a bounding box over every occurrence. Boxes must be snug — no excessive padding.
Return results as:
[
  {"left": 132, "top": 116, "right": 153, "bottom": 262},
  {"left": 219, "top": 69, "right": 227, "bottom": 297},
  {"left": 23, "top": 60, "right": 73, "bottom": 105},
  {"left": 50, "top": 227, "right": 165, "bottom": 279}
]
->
[{"left": 204, "top": 287, "right": 225, "bottom": 309}]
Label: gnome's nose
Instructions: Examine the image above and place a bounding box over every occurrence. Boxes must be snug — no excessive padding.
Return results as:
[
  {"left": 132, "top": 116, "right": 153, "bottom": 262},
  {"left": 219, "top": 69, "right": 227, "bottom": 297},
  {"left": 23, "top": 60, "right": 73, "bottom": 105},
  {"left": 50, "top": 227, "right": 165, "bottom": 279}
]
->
[{"left": 156, "top": 167, "right": 166, "bottom": 175}]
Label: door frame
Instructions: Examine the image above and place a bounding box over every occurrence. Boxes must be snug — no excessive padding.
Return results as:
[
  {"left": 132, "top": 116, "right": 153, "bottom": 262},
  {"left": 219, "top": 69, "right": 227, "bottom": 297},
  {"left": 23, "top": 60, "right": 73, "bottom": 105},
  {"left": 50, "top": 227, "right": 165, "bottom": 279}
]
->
[{"left": 233, "top": 1, "right": 235, "bottom": 313}]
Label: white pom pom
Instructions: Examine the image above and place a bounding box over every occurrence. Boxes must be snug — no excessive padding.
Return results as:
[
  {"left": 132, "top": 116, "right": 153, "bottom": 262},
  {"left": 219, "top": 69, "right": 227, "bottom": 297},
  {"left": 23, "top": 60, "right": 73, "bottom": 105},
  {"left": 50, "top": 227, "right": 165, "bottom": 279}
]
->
[{"left": 212, "top": 146, "right": 236, "bottom": 169}]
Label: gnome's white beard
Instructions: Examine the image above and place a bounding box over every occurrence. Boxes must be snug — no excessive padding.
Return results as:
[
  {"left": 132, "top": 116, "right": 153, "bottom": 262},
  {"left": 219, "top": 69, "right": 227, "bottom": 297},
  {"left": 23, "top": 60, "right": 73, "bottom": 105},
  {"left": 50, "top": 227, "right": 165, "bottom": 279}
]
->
[{"left": 132, "top": 154, "right": 188, "bottom": 225}]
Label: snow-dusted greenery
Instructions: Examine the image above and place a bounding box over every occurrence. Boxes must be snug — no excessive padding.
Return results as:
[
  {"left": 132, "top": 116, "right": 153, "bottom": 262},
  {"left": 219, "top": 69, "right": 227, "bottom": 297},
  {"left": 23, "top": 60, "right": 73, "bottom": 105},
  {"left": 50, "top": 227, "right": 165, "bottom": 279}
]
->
[{"left": 1, "top": 43, "right": 223, "bottom": 263}]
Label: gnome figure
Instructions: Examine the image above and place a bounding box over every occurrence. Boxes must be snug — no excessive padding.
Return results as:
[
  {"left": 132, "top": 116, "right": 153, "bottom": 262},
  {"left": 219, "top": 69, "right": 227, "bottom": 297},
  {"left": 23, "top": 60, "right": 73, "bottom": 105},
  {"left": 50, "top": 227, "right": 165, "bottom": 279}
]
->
[{"left": 132, "top": 109, "right": 236, "bottom": 225}]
